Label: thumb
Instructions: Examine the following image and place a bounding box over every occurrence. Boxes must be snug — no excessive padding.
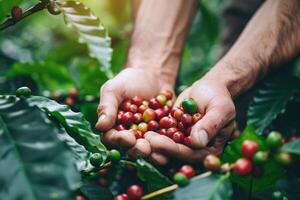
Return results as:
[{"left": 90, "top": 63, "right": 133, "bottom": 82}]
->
[
  {"left": 96, "top": 80, "right": 123, "bottom": 131},
  {"left": 190, "top": 100, "right": 235, "bottom": 148}
]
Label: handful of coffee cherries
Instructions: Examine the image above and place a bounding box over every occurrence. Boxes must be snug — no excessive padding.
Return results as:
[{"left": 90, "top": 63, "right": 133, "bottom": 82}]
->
[{"left": 114, "top": 91, "right": 202, "bottom": 146}]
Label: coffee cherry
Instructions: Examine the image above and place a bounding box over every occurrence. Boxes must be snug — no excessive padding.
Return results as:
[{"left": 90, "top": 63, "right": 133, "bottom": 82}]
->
[
  {"left": 127, "top": 185, "right": 143, "bottom": 200},
  {"left": 203, "top": 154, "right": 221, "bottom": 171},
  {"left": 167, "top": 127, "right": 179, "bottom": 138},
  {"left": 65, "top": 97, "right": 75, "bottom": 106},
  {"left": 148, "top": 120, "right": 159, "bottom": 131},
  {"left": 160, "top": 90, "right": 173, "bottom": 100},
  {"left": 274, "top": 152, "right": 292, "bottom": 166},
  {"left": 121, "top": 100, "right": 132, "bottom": 112},
  {"left": 47, "top": 1, "right": 61, "bottom": 15},
  {"left": 231, "top": 130, "right": 241, "bottom": 140},
  {"left": 138, "top": 104, "right": 148, "bottom": 113},
  {"left": 117, "top": 112, "right": 124, "bottom": 124},
  {"left": 253, "top": 151, "right": 268, "bottom": 165},
  {"left": 98, "top": 177, "right": 108, "bottom": 187},
  {"left": 172, "top": 131, "right": 184, "bottom": 143},
  {"left": 109, "top": 149, "right": 121, "bottom": 162},
  {"left": 173, "top": 172, "right": 189, "bottom": 186},
  {"left": 132, "top": 96, "right": 143, "bottom": 106},
  {"left": 89, "top": 153, "right": 103, "bottom": 167},
  {"left": 69, "top": 88, "right": 78, "bottom": 98},
  {"left": 288, "top": 135, "right": 298, "bottom": 142},
  {"left": 272, "top": 191, "right": 283, "bottom": 200},
  {"left": 133, "top": 113, "right": 143, "bottom": 124},
  {"left": 179, "top": 165, "right": 195, "bottom": 179},
  {"left": 163, "top": 105, "right": 171, "bottom": 115},
  {"left": 114, "top": 193, "right": 129, "bottom": 200},
  {"left": 184, "top": 136, "right": 192, "bottom": 147},
  {"left": 181, "top": 98, "right": 198, "bottom": 114},
  {"left": 241, "top": 140, "right": 259, "bottom": 159},
  {"left": 186, "top": 126, "right": 192, "bottom": 135},
  {"left": 156, "top": 94, "right": 167, "bottom": 105},
  {"left": 116, "top": 124, "right": 126, "bottom": 131},
  {"left": 149, "top": 98, "right": 161, "bottom": 109},
  {"left": 129, "top": 104, "right": 138, "bottom": 113},
  {"left": 192, "top": 113, "right": 202, "bottom": 123},
  {"left": 166, "top": 100, "right": 173, "bottom": 107},
  {"left": 143, "top": 108, "right": 156, "bottom": 122},
  {"left": 252, "top": 165, "right": 264, "bottom": 177},
  {"left": 16, "top": 86, "right": 31, "bottom": 98},
  {"left": 137, "top": 122, "right": 148, "bottom": 133},
  {"left": 155, "top": 108, "right": 166, "bottom": 120},
  {"left": 177, "top": 122, "right": 185, "bottom": 132},
  {"left": 130, "top": 124, "right": 138, "bottom": 130},
  {"left": 52, "top": 91, "right": 61, "bottom": 100},
  {"left": 122, "top": 112, "right": 134, "bottom": 126},
  {"left": 76, "top": 195, "right": 86, "bottom": 200},
  {"left": 233, "top": 158, "right": 253, "bottom": 176},
  {"left": 142, "top": 100, "right": 149, "bottom": 106},
  {"left": 133, "top": 130, "right": 144, "bottom": 139},
  {"left": 158, "top": 128, "right": 167, "bottom": 136},
  {"left": 266, "top": 131, "right": 282, "bottom": 149},
  {"left": 159, "top": 116, "right": 176, "bottom": 128},
  {"left": 181, "top": 113, "right": 193, "bottom": 127},
  {"left": 11, "top": 6, "right": 23, "bottom": 20},
  {"left": 98, "top": 169, "right": 108, "bottom": 176},
  {"left": 171, "top": 108, "right": 183, "bottom": 121}
]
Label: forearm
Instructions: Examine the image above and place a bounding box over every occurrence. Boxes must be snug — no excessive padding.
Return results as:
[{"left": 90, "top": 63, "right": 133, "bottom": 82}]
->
[
  {"left": 206, "top": 0, "right": 300, "bottom": 98},
  {"left": 125, "top": 0, "right": 197, "bottom": 86}
]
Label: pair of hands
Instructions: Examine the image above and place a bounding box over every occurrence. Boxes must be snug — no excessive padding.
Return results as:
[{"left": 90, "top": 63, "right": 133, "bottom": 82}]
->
[{"left": 96, "top": 68, "right": 236, "bottom": 165}]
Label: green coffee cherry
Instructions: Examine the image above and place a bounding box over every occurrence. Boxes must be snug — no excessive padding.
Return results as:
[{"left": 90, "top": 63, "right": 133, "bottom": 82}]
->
[
  {"left": 253, "top": 151, "right": 268, "bottom": 165},
  {"left": 109, "top": 149, "right": 121, "bottom": 162},
  {"left": 173, "top": 172, "right": 189, "bottom": 186},
  {"left": 16, "top": 87, "right": 31, "bottom": 98},
  {"left": 181, "top": 98, "right": 198, "bottom": 114},
  {"left": 89, "top": 153, "right": 103, "bottom": 167},
  {"left": 274, "top": 152, "right": 292, "bottom": 166},
  {"left": 266, "top": 131, "right": 282, "bottom": 149},
  {"left": 272, "top": 191, "right": 283, "bottom": 199}
]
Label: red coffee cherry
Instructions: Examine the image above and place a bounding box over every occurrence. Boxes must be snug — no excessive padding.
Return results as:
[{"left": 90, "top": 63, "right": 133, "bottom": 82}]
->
[
  {"left": 231, "top": 130, "right": 241, "bottom": 140},
  {"left": 149, "top": 98, "right": 161, "bottom": 109},
  {"left": 160, "top": 90, "right": 173, "bottom": 100},
  {"left": 69, "top": 88, "right": 78, "bottom": 98},
  {"left": 192, "top": 113, "right": 202, "bottom": 123},
  {"left": 162, "top": 105, "right": 171, "bottom": 115},
  {"left": 204, "top": 154, "right": 221, "bottom": 171},
  {"left": 132, "top": 96, "right": 143, "bottom": 106},
  {"left": 11, "top": 6, "right": 23, "bottom": 20},
  {"left": 122, "top": 112, "right": 134, "bottom": 126},
  {"left": 186, "top": 126, "right": 192, "bottom": 135},
  {"left": 148, "top": 120, "right": 159, "bottom": 131},
  {"left": 171, "top": 108, "right": 184, "bottom": 121},
  {"left": 155, "top": 108, "right": 166, "bottom": 120},
  {"left": 138, "top": 104, "right": 148, "bottom": 113},
  {"left": 114, "top": 193, "right": 129, "bottom": 200},
  {"left": 133, "top": 113, "right": 143, "bottom": 124},
  {"left": 167, "top": 127, "right": 179, "bottom": 138},
  {"left": 158, "top": 128, "right": 167, "bottom": 136},
  {"left": 172, "top": 131, "right": 184, "bottom": 143},
  {"left": 98, "top": 169, "right": 108, "bottom": 176},
  {"left": 143, "top": 108, "right": 156, "bottom": 122},
  {"left": 65, "top": 97, "right": 75, "bottom": 106},
  {"left": 121, "top": 100, "right": 132, "bottom": 112},
  {"left": 76, "top": 195, "right": 86, "bottom": 200},
  {"left": 177, "top": 121, "right": 185, "bottom": 132},
  {"left": 233, "top": 158, "right": 253, "bottom": 176},
  {"left": 116, "top": 124, "right": 126, "bottom": 131},
  {"left": 181, "top": 113, "right": 193, "bottom": 127},
  {"left": 129, "top": 104, "right": 138, "bottom": 113},
  {"left": 127, "top": 185, "right": 143, "bottom": 200},
  {"left": 133, "top": 130, "right": 144, "bottom": 139},
  {"left": 179, "top": 165, "right": 195, "bottom": 179},
  {"left": 184, "top": 136, "right": 192, "bottom": 147},
  {"left": 241, "top": 140, "right": 259, "bottom": 159},
  {"left": 117, "top": 111, "right": 124, "bottom": 124}
]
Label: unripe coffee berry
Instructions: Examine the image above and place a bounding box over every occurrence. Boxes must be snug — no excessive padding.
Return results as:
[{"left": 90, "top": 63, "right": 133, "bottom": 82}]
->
[
  {"left": 274, "top": 152, "right": 292, "bottom": 166},
  {"left": 253, "top": 151, "right": 268, "bottom": 165},
  {"left": 181, "top": 98, "right": 198, "bottom": 114},
  {"left": 127, "top": 185, "right": 143, "bottom": 200},
  {"left": 266, "top": 131, "right": 282, "bottom": 149},
  {"left": 156, "top": 94, "right": 167, "bottom": 105},
  {"left": 160, "top": 90, "right": 173, "bottom": 100},
  {"left": 179, "top": 165, "right": 195, "bottom": 179},
  {"left": 109, "top": 149, "right": 121, "bottom": 162},
  {"left": 233, "top": 158, "right": 253, "bottom": 176},
  {"left": 241, "top": 140, "right": 259, "bottom": 159},
  {"left": 89, "top": 153, "right": 103, "bottom": 167},
  {"left": 204, "top": 154, "right": 221, "bottom": 171},
  {"left": 16, "top": 86, "right": 31, "bottom": 98},
  {"left": 137, "top": 122, "right": 148, "bottom": 133},
  {"left": 173, "top": 172, "right": 189, "bottom": 186}
]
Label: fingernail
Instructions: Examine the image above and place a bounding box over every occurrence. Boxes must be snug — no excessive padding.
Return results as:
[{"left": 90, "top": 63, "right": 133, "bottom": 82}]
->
[
  {"left": 193, "top": 129, "right": 208, "bottom": 148},
  {"left": 98, "top": 114, "right": 106, "bottom": 122}
]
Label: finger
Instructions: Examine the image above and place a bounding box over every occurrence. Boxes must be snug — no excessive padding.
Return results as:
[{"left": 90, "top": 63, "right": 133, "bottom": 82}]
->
[
  {"left": 211, "top": 121, "right": 235, "bottom": 153},
  {"left": 96, "top": 80, "right": 123, "bottom": 131},
  {"left": 150, "top": 152, "right": 169, "bottom": 165},
  {"left": 127, "top": 138, "right": 151, "bottom": 158},
  {"left": 102, "top": 129, "right": 136, "bottom": 148},
  {"left": 190, "top": 99, "right": 235, "bottom": 148}
]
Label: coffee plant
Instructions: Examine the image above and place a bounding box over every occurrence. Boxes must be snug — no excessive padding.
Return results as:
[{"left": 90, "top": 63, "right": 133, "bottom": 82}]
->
[{"left": 1, "top": 0, "right": 300, "bottom": 199}]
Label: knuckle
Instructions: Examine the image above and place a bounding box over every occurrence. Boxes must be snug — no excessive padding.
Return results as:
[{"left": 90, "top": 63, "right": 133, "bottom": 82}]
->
[{"left": 100, "top": 80, "right": 116, "bottom": 93}]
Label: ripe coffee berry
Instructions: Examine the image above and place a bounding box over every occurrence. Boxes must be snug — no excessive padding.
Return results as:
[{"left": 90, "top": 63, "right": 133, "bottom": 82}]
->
[
  {"left": 181, "top": 113, "right": 193, "bottom": 127},
  {"left": 109, "top": 149, "right": 121, "bottom": 162},
  {"left": 133, "top": 113, "right": 142, "bottom": 124},
  {"left": 172, "top": 131, "right": 184, "bottom": 143},
  {"left": 158, "top": 128, "right": 167, "bottom": 136},
  {"left": 167, "top": 127, "right": 179, "bottom": 138},
  {"left": 163, "top": 105, "right": 171, "bottom": 115},
  {"left": 114, "top": 194, "right": 129, "bottom": 200},
  {"left": 192, "top": 113, "right": 202, "bottom": 123},
  {"left": 65, "top": 97, "right": 75, "bottom": 106},
  {"left": 160, "top": 90, "right": 173, "bottom": 100},
  {"left": 266, "top": 131, "right": 282, "bottom": 149},
  {"left": 184, "top": 136, "right": 192, "bottom": 147},
  {"left": 133, "top": 130, "right": 143, "bottom": 139},
  {"left": 11, "top": 6, "right": 23, "bottom": 20},
  {"left": 122, "top": 112, "right": 134, "bottom": 126},
  {"left": 116, "top": 124, "right": 126, "bottom": 131},
  {"left": 148, "top": 120, "right": 159, "bottom": 131},
  {"left": 76, "top": 195, "right": 86, "bottom": 200},
  {"left": 121, "top": 100, "right": 132, "bottom": 112},
  {"left": 155, "top": 108, "right": 166, "bottom": 120},
  {"left": 179, "top": 165, "right": 195, "bottom": 179},
  {"left": 204, "top": 154, "right": 221, "bottom": 171},
  {"left": 233, "top": 158, "right": 253, "bottom": 176},
  {"left": 132, "top": 96, "right": 143, "bottom": 106},
  {"left": 127, "top": 185, "right": 143, "bottom": 200},
  {"left": 138, "top": 104, "right": 148, "bottom": 113},
  {"left": 173, "top": 172, "right": 189, "bottom": 186},
  {"left": 171, "top": 108, "right": 183, "bottom": 121},
  {"left": 149, "top": 98, "right": 161, "bottom": 109},
  {"left": 181, "top": 98, "right": 198, "bottom": 114},
  {"left": 241, "top": 140, "right": 259, "bottom": 159},
  {"left": 159, "top": 116, "right": 173, "bottom": 128},
  {"left": 143, "top": 108, "right": 156, "bottom": 122},
  {"left": 129, "top": 104, "right": 138, "bottom": 113}
]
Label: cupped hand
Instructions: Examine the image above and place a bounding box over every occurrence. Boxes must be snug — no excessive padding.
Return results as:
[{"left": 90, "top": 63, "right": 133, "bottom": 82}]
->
[
  {"left": 95, "top": 68, "right": 173, "bottom": 159},
  {"left": 144, "top": 78, "right": 236, "bottom": 164}
]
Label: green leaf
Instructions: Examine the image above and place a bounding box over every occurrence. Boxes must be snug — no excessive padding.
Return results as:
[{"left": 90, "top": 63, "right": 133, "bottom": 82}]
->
[
  {"left": 27, "top": 96, "right": 107, "bottom": 154},
  {"left": 281, "top": 139, "right": 300, "bottom": 155},
  {"left": 248, "top": 73, "right": 300, "bottom": 134},
  {"left": 0, "top": 95, "right": 80, "bottom": 200},
  {"left": 173, "top": 174, "right": 232, "bottom": 200},
  {"left": 80, "top": 178, "right": 113, "bottom": 200},
  {"left": 61, "top": 1, "right": 113, "bottom": 78},
  {"left": 222, "top": 125, "right": 284, "bottom": 194},
  {"left": 136, "top": 158, "right": 172, "bottom": 199},
  {"left": 5, "top": 61, "right": 74, "bottom": 91}
]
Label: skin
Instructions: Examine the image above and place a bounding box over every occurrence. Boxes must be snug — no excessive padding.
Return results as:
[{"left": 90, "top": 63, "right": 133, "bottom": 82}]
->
[{"left": 96, "top": 0, "right": 300, "bottom": 164}]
